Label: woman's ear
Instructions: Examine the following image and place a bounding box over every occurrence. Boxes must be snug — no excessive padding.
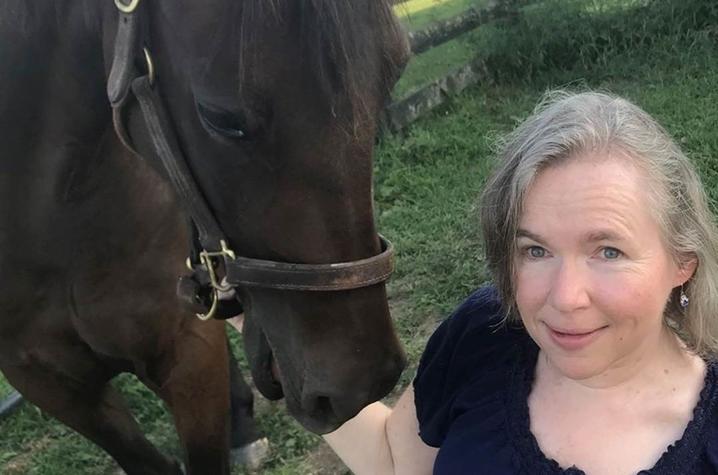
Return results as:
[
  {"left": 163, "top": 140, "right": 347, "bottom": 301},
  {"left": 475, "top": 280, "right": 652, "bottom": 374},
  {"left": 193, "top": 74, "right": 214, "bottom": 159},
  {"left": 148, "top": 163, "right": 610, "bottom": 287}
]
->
[{"left": 675, "top": 254, "right": 698, "bottom": 286}]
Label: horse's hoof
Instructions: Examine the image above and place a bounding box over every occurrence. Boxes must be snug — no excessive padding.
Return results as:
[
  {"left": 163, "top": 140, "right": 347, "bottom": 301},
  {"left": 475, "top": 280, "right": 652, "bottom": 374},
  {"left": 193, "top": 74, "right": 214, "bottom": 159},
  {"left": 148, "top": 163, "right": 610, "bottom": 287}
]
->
[{"left": 230, "top": 437, "right": 270, "bottom": 470}]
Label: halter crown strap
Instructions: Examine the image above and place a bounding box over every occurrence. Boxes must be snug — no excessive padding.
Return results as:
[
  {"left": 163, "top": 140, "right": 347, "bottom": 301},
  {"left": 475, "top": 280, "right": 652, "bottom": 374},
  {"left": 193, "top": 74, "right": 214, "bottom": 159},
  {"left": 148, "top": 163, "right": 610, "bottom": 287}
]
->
[
  {"left": 107, "top": 4, "right": 141, "bottom": 106},
  {"left": 131, "top": 76, "right": 227, "bottom": 252}
]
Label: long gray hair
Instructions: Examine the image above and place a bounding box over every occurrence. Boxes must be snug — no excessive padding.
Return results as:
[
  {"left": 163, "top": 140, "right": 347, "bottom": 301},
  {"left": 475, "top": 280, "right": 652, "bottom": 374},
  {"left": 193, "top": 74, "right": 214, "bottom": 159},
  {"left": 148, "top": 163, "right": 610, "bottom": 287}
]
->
[{"left": 481, "top": 90, "right": 718, "bottom": 356}]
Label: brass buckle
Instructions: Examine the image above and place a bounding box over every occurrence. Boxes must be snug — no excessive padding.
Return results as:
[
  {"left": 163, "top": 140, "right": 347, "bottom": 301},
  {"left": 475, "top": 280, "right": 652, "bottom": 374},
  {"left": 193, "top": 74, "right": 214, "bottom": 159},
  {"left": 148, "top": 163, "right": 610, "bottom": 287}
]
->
[
  {"left": 114, "top": 0, "right": 141, "bottom": 14},
  {"left": 194, "top": 240, "right": 237, "bottom": 321},
  {"left": 196, "top": 290, "right": 219, "bottom": 321},
  {"left": 143, "top": 48, "right": 155, "bottom": 87}
]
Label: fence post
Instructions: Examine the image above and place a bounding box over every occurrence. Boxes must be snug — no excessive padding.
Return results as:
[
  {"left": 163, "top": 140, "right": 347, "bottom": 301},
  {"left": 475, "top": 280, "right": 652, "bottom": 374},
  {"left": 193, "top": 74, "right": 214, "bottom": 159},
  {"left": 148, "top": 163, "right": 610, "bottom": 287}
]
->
[{"left": 0, "top": 391, "right": 24, "bottom": 420}]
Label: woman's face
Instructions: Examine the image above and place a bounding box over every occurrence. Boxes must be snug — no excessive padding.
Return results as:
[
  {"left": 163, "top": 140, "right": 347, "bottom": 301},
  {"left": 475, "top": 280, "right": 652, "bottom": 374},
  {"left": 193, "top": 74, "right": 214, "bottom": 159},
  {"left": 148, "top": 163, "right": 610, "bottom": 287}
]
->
[{"left": 515, "top": 153, "right": 692, "bottom": 381}]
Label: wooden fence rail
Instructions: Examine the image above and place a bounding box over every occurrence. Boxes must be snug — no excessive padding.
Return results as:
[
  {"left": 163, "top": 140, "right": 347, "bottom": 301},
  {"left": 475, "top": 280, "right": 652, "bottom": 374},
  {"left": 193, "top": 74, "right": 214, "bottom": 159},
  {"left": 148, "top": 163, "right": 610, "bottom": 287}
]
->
[
  {"left": 385, "top": 0, "right": 523, "bottom": 133},
  {"left": 0, "top": 391, "right": 23, "bottom": 420},
  {"left": 408, "top": 0, "right": 515, "bottom": 54}
]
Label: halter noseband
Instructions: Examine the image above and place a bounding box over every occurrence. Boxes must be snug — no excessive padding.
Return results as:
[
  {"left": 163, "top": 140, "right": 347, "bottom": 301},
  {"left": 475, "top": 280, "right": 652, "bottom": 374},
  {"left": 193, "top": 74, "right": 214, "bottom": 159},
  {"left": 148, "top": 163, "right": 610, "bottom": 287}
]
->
[{"left": 107, "top": 0, "right": 395, "bottom": 320}]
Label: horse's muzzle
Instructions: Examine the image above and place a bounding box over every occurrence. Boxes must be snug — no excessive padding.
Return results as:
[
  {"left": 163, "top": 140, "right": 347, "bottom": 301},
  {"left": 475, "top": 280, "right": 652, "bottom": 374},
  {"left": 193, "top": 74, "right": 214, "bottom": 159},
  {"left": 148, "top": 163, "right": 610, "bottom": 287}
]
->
[{"left": 295, "top": 350, "right": 406, "bottom": 434}]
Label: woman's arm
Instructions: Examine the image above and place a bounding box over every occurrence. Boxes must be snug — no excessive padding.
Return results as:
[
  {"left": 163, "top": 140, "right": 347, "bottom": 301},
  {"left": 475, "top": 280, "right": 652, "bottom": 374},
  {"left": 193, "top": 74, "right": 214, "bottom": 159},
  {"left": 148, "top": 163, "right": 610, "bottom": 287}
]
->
[
  {"left": 323, "top": 384, "right": 438, "bottom": 475},
  {"left": 228, "top": 314, "right": 438, "bottom": 473}
]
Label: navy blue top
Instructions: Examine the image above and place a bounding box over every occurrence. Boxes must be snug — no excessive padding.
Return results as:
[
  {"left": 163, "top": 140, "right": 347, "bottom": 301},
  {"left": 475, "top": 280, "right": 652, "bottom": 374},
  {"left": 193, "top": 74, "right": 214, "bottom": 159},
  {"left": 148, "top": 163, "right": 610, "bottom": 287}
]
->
[{"left": 413, "top": 286, "right": 718, "bottom": 474}]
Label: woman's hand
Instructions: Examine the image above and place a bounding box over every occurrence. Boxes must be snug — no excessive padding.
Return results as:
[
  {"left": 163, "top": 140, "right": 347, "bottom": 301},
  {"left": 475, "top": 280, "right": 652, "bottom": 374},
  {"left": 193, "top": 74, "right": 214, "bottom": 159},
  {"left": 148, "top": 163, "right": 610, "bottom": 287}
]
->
[{"left": 323, "top": 385, "right": 438, "bottom": 475}]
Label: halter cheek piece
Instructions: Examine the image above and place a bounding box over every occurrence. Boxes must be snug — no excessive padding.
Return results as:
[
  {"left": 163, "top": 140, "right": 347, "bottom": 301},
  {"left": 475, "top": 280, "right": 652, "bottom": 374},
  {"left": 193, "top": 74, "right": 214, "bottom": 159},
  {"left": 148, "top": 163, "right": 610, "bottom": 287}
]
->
[{"left": 107, "top": 0, "right": 395, "bottom": 320}]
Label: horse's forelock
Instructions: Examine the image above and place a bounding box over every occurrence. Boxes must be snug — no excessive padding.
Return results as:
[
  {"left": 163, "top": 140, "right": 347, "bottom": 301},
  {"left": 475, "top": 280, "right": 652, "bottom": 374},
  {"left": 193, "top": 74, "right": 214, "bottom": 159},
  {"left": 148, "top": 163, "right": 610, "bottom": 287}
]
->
[{"left": 238, "top": 0, "right": 404, "bottom": 126}]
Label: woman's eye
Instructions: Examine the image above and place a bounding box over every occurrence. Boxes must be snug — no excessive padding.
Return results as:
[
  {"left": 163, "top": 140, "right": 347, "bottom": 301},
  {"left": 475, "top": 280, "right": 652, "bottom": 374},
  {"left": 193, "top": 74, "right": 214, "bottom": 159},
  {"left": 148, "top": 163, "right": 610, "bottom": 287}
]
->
[
  {"left": 527, "top": 246, "right": 546, "bottom": 258},
  {"left": 602, "top": 247, "right": 622, "bottom": 259}
]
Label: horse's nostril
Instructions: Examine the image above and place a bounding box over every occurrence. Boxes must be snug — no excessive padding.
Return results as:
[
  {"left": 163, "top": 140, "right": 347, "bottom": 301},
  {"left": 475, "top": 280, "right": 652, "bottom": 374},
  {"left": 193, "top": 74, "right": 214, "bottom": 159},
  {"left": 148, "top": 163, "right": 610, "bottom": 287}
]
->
[
  {"left": 303, "top": 390, "right": 366, "bottom": 425},
  {"left": 314, "top": 396, "right": 333, "bottom": 417},
  {"left": 303, "top": 393, "right": 336, "bottom": 421},
  {"left": 299, "top": 351, "right": 407, "bottom": 431}
]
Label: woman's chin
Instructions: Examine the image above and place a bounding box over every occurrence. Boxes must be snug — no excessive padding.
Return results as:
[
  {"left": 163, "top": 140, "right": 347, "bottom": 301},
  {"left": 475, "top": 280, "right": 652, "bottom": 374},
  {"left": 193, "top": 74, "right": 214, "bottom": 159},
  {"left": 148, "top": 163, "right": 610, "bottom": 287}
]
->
[
  {"left": 533, "top": 325, "right": 616, "bottom": 381},
  {"left": 542, "top": 350, "right": 609, "bottom": 382}
]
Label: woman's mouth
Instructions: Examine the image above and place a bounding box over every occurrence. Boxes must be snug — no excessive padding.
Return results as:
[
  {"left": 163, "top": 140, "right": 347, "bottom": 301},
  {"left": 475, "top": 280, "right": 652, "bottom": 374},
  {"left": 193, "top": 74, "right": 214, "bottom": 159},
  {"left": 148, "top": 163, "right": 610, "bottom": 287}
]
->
[{"left": 545, "top": 324, "right": 608, "bottom": 351}]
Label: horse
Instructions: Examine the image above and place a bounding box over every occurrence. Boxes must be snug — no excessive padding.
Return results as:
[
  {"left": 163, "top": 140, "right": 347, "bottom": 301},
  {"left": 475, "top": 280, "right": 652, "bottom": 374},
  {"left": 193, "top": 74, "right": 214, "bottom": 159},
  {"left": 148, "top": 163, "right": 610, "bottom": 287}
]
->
[{"left": 0, "top": 0, "right": 409, "bottom": 473}]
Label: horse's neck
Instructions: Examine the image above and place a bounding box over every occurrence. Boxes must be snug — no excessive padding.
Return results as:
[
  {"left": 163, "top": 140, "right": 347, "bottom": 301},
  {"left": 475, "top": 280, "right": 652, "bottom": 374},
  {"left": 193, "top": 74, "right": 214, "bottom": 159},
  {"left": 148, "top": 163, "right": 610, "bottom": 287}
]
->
[
  {"left": 0, "top": 2, "right": 185, "bottom": 273},
  {"left": 1, "top": 1, "right": 113, "bottom": 198}
]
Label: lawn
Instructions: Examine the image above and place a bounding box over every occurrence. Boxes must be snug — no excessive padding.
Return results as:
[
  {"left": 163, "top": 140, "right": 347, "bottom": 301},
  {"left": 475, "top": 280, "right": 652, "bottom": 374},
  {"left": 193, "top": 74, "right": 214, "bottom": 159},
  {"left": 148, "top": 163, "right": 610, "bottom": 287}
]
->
[
  {"left": 394, "top": 0, "right": 488, "bottom": 31},
  {"left": 0, "top": 376, "right": 12, "bottom": 399},
  {"left": 393, "top": 0, "right": 490, "bottom": 97},
  {"left": 2, "top": 0, "right": 717, "bottom": 473}
]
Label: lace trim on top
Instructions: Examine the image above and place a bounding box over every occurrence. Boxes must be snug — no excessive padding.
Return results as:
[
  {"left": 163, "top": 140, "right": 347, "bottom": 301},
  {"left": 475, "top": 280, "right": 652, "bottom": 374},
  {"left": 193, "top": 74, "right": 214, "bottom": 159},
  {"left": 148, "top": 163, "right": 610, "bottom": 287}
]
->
[{"left": 507, "top": 338, "right": 718, "bottom": 475}]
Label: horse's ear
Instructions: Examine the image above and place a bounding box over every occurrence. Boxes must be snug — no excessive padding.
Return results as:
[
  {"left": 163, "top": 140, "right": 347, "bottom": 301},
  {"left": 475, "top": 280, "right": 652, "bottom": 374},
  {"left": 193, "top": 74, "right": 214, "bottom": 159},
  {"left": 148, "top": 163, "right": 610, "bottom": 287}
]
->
[
  {"left": 381, "top": 7, "right": 411, "bottom": 93},
  {"left": 390, "top": 30, "right": 411, "bottom": 81}
]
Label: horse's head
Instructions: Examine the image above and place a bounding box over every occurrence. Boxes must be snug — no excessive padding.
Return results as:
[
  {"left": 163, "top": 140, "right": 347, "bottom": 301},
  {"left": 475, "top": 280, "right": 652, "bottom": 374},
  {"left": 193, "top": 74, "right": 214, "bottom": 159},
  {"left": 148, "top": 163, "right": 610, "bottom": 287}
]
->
[{"left": 103, "top": 0, "right": 409, "bottom": 433}]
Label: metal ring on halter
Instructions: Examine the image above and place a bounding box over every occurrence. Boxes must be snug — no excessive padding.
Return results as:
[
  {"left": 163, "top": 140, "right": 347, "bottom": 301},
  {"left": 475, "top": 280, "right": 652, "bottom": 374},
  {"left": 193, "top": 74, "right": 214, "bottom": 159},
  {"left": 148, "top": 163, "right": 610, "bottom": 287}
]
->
[
  {"left": 114, "top": 0, "right": 141, "bottom": 14},
  {"left": 196, "top": 289, "right": 220, "bottom": 321},
  {"left": 143, "top": 48, "right": 155, "bottom": 87}
]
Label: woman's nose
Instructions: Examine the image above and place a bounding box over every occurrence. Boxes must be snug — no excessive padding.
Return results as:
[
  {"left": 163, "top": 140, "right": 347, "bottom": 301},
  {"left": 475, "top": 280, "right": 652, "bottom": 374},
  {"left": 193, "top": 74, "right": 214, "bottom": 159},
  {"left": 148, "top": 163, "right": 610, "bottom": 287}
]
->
[{"left": 548, "top": 258, "right": 591, "bottom": 313}]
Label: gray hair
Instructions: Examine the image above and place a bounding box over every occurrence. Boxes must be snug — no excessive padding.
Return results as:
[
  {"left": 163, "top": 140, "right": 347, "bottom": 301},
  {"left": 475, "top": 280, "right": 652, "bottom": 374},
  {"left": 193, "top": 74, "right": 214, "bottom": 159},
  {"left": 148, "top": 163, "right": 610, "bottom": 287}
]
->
[{"left": 480, "top": 90, "right": 718, "bottom": 356}]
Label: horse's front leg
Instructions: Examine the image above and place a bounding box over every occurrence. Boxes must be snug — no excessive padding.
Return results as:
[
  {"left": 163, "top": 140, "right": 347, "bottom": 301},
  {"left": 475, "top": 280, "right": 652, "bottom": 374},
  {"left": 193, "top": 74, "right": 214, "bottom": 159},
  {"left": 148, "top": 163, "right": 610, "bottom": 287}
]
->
[
  {"left": 227, "top": 339, "right": 269, "bottom": 469},
  {"left": 1, "top": 358, "right": 182, "bottom": 475},
  {"left": 147, "top": 318, "right": 231, "bottom": 475}
]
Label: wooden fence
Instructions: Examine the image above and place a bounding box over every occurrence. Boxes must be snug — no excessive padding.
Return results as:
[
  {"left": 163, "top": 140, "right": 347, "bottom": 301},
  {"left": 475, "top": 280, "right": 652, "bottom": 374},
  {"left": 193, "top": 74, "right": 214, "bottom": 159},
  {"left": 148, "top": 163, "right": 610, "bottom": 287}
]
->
[
  {"left": 0, "top": 391, "right": 23, "bottom": 421},
  {"left": 384, "top": 0, "right": 521, "bottom": 132}
]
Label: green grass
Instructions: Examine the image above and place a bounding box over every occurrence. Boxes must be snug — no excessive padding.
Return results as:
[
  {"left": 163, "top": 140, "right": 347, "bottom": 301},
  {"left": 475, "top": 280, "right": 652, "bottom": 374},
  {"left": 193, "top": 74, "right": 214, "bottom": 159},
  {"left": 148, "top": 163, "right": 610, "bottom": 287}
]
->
[
  {"left": 392, "top": 0, "right": 490, "bottom": 97},
  {"left": 3, "top": 0, "right": 718, "bottom": 473},
  {"left": 393, "top": 34, "right": 479, "bottom": 98},
  {"left": 394, "top": 0, "right": 488, "bottom": 31},
  {"left": 0, "top": 374, "right": 181, "bottom": 474},
  {"left": 0, "top": 376, "right": 12, "bottom": 399}
]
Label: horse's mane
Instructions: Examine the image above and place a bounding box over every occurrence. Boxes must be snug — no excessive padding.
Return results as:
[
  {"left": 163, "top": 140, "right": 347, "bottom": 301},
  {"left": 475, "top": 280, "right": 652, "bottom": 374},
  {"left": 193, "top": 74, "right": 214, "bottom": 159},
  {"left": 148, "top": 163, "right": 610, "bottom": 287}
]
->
[
  {"left": 0, "top": 1, "right": 46, "bottom": 33},
  {"left": 238, "top": 0, "right": 407, "bottom": 124},
  {"left": 1, "top": 0, "right": 100, "bottom": 36},
  {"left": 4, "top": 0, "right": 406, "bottom": 125}
]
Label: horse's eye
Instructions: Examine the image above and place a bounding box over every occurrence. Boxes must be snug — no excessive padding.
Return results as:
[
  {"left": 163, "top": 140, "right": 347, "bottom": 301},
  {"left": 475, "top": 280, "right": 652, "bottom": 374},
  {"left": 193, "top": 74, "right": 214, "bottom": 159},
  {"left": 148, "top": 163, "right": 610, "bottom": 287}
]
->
[{"left": 196, "top": 102, "right": 248, "bottom": 140}]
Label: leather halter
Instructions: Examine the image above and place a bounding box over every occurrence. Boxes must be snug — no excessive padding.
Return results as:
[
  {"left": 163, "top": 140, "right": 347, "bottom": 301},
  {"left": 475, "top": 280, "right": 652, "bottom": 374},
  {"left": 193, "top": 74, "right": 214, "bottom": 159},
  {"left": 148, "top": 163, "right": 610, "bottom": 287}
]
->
[{"left": 107, "top": 0, "right": 395, "bottom": 320}]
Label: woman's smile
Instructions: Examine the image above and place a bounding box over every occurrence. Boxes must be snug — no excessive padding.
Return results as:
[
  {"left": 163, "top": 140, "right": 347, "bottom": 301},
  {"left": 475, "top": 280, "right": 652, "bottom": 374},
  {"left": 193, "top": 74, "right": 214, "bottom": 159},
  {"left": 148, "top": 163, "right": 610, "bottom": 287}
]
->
[{"left": 544, "top": 322, "right": 609, "bottom": 351}]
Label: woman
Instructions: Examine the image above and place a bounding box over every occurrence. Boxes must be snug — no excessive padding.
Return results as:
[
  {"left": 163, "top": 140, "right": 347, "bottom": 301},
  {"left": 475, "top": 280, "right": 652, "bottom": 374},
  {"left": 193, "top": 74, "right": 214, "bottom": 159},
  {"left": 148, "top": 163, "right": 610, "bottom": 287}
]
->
[{"left": 324, "top": 91, "right": 718, "bottom": 474}]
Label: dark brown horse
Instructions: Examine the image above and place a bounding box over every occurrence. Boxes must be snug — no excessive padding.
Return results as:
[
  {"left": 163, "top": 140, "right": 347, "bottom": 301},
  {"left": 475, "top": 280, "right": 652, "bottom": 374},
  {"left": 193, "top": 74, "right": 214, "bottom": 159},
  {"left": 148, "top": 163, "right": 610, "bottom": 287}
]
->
[{"left": 0, "top": 0, "right": 409, "bottom": 473}]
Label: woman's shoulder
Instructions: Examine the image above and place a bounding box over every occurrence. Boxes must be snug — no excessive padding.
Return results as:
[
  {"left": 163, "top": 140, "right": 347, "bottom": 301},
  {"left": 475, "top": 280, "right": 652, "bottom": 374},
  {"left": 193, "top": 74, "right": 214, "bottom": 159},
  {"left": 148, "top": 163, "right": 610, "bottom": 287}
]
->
[
  {"left": 413, "top": 284, "right": 530, "bottom": 447},
  {"left": 661, "top": 359, "right": 718, "bottom": 474},
  {"left": 418, "top": 285, "right": 514, "bottom": 352},
  {"left": 699, "top": 361, "right": 718, "bottom": 472},
  {"left": 415, "top": 284, "right": 525, "bottom": 376},
  {"left": 443, "top": 284, "right": 505, "bottom": 330}
]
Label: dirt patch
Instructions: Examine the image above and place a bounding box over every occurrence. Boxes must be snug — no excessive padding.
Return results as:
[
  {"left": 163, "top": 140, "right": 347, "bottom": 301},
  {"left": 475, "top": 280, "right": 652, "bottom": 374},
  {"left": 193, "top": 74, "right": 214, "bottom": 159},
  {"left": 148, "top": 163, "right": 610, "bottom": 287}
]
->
[{"left": 301, "top": 441, "right": 350, "bottom": 475}]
